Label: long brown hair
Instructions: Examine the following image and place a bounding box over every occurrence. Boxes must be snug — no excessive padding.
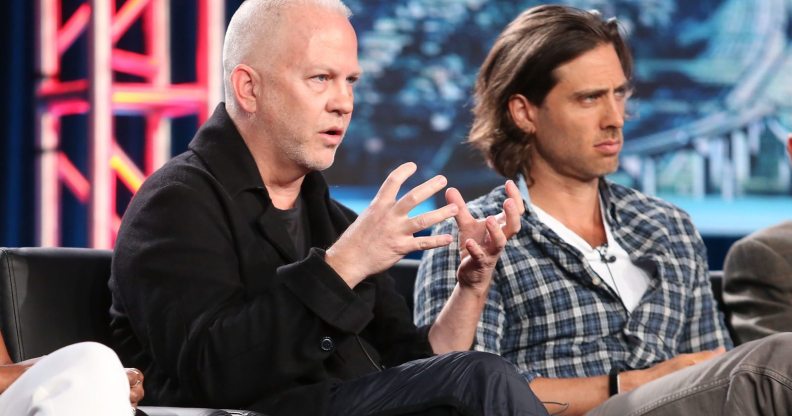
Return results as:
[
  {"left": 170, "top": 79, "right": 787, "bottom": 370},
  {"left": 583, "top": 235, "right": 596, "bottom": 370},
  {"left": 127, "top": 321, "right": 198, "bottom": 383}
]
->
[{"left": 469, "top": 5, "right": 633, "bottom": 184}]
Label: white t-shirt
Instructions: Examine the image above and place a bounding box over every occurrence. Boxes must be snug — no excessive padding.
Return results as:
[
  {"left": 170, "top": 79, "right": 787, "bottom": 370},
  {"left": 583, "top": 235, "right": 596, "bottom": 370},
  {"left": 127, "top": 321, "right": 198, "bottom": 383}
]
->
[{"left": 531, "top": 202, "right": 651, "bottom": 312}]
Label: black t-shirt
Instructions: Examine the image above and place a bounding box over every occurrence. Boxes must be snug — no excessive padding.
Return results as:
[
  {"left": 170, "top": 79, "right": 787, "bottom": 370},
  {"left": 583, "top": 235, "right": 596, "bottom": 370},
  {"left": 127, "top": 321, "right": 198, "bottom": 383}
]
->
[{"left": 270, "top": 195, "right": 311, "bottom": 258}]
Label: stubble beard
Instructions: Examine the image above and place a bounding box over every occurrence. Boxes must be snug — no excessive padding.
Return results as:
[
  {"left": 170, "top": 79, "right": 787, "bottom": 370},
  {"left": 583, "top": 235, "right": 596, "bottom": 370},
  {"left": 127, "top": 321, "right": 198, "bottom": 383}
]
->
[
  {"left": 280, "top": 133, "right": 338, "bottom": 173},
  {"left": 533, "top": 142, "right": 620, "bottom": 183}
]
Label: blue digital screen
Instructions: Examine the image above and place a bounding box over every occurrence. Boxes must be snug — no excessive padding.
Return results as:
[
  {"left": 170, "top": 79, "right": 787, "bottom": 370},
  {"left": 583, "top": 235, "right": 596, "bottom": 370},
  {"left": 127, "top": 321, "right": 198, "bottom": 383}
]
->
[{"left": 324, "top": 0, "right": 792, "bottom": 236}]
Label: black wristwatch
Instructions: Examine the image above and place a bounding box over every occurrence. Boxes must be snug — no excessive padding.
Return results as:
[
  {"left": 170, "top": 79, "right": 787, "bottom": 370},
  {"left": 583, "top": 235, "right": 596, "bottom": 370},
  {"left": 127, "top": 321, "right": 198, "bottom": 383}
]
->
[{"left": 608, "top": 367, "right": 620, "bottom": 396}]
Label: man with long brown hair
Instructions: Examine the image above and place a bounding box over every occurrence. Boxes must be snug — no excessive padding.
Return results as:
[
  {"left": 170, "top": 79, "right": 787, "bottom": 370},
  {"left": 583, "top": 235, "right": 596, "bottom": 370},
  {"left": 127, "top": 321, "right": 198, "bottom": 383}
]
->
[{"left": 417, "top": 5, "right": 792, "bottom": 415}]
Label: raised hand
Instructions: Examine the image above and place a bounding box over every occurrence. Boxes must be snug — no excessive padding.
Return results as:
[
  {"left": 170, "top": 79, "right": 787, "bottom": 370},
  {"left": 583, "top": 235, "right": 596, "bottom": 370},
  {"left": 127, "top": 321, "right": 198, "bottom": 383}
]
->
[
  {"left": 426, "top": 180, "right": 525, "bottom": 353},
  {"left": 446, "top": 180, "right": 524, "bottom": 294},
  {"left": 326, "top": 162, "right": 458, "bottom": 288}
]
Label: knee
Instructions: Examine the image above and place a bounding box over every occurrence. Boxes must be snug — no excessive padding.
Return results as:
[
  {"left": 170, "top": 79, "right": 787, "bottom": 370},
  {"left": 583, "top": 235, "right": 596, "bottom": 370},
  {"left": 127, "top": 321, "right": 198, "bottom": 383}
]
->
[
  {"left": 743, "top": 333, "right": 792, "bottom": 358},
  {"left": 437, "top": 351, "right": 542, "bottom": 413},
  {"left": 757, "top": 333, "right": 792, "bottom": 349},
  {"left": 58, "top": 342, "right": 124, "bottom": 378},
  {"left": 730, "top": 333, "right": 792, "bottom": 376},
  {"left": 446, "top": 351, "right": 522, "bottom": 379}
]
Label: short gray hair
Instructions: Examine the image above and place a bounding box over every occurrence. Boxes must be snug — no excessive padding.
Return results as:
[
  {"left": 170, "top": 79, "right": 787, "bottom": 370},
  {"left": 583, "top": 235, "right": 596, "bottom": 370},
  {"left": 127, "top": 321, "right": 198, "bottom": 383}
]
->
[{"left": 222, "top": 0, "right": 353, "bottom": 107}]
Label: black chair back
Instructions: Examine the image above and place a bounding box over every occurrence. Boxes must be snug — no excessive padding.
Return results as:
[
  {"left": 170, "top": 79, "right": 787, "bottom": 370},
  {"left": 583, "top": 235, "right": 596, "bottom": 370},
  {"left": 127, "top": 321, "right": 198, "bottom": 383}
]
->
[
  {"left": 0, "top": 247, "right": 113, "bottom": 362},
  {"left": 708, "top": 270, "right": 739, "bottom": 344},
  {"left": 0, "top": 247, "right": 264, "bottom": 416}
]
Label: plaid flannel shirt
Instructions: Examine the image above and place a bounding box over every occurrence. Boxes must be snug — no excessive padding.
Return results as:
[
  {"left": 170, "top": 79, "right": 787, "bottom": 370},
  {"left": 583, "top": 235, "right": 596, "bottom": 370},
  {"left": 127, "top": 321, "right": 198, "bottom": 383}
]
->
[{"left": 414, "top": 179, "right": 732, "bottom": 382}]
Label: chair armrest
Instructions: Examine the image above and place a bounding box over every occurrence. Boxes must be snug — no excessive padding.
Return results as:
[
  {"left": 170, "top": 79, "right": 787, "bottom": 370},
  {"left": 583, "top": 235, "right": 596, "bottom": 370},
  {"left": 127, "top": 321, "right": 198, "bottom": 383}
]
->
[{"left": 139, "top": 407, "right": 266, "bottom": 416}]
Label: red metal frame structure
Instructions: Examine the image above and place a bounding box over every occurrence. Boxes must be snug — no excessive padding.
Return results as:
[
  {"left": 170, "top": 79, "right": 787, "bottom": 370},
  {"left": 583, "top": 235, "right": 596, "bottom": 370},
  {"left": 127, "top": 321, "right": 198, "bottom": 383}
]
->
[{"left": 35, "top": 0, "right": 225, "bottom": 248}]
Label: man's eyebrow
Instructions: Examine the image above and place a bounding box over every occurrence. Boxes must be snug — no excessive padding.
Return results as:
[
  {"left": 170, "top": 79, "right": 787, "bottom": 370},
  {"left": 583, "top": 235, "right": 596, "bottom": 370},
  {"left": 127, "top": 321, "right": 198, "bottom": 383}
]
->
[
  {"left": 309, "top": 66, "right": 363, "bottom": 76},
  {"left": 615, "top": 81, "right": 634, "bottom": 92},
  {"left": 571, "top": 87, "right": 608, "bottom": 99},
  {"left": 572, "top": 81, "right": 633, "bottom": 98}
]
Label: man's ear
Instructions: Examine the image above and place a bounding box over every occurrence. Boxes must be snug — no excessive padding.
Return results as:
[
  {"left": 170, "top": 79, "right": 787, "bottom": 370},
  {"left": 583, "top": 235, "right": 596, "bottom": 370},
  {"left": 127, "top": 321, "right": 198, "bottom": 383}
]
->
[
  {"left": 508, "top": 94, "right": 538, "bottom": 135},
  {"left": 230, "top": 64, "right": 259, "bottom": 113}
]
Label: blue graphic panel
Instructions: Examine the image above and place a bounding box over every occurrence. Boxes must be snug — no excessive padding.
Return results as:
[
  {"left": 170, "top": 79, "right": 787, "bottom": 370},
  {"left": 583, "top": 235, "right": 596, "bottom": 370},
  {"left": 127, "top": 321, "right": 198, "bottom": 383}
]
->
[{"left": 326, "top": 0, "right": 792, "bottom": 235}]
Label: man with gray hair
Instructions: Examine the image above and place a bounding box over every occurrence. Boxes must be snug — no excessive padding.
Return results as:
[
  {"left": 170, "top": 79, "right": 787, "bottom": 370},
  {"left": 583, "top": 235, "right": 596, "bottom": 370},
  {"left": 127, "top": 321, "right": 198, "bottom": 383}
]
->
[{"left": 109, "top": 1, "right": 547, "bottom": 415}]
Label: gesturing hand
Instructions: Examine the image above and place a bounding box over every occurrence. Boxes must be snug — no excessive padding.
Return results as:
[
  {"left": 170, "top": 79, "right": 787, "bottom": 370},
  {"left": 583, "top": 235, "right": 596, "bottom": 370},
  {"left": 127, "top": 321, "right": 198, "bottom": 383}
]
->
[
  {"left": 447, "top": 180, "right": 524, "bottom": 295},
  {"left": 126, "top": 368, "right": 145, "bottom": 408},
  {"left": 425, "top": 181, "right": 525, "bottom": 354},
  {"left": 326, "top": 162, "right": 458, "bottom": 288}
]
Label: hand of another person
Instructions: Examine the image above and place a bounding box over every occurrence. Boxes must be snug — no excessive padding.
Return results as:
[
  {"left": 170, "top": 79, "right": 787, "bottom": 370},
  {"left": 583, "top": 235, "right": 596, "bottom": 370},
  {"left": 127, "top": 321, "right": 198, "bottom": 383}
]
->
[
  {"left": 446, "top": 180, "right": 524, "bottom": 295},
  {"left": 619, "top": 347, "right": 726, "bottom": 392},
  {"left": 126, "top": 368, "right": 145, "bottom": 408},
  {"left": 326, "top": 162, "right": 458, "bottom": 288},
  {"left": 0, "top": 362, "right": 35, "bottom": 393}
]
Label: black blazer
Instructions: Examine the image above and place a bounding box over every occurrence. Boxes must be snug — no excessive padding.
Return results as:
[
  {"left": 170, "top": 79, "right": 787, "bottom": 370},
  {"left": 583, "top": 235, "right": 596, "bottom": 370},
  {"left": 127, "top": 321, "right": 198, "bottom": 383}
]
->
[{"left": 109, "top": 104, "right": 433, "bottom": 414}]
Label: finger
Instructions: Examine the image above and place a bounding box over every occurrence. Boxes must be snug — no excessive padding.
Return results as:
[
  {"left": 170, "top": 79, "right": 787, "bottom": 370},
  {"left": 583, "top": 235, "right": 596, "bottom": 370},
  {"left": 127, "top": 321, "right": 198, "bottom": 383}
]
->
[
  {"left": 484, "top": 215, "right": 507, "bottom": 253},
  {"left": 498, "top": 198, "right": 522, "bottom": 238},
  {"left": 493, "top": 180, "right": 523, "bottom": 232},
  {"left": 374, "top": 162, "right": 417, "bottom": 204},
  {"left": 703, "top": 348, "right": 726, "bottom": 359},
  {"left": 504, "top": 180, "right": 525, "bottom": 215},
  {"left": 407, "top": 203, "right": 458, "bottom": 233},
  {"left": 413, "top": 234, "right": 453, "bottom": 251},
  {"left": 464, "top": 238, "right": 485, "bottom": 261},
  {"left": 130, "top": 385, "right": 144, "bottom": 406},
  {"left": 445, "top": 187, "right": 475, "bottom": 227},
  {"left": 394, "top": 174, "right": 448, "bottom": 215},
  {"left": 126, "top": 368, "right": 143, "bottom": 386},
  {"left": 690, "top": 349, "right": 722, "bottom": 364}
]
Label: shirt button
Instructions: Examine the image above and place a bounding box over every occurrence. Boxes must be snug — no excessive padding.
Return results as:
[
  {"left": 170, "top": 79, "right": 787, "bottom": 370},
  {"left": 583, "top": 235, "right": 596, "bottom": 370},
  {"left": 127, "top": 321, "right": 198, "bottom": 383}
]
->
[
  {"left": 320, "top": 336, "right": 334, "bottom": 352},
  {"left": 592, "top": 277, "right": 601, "bottom": 286}
]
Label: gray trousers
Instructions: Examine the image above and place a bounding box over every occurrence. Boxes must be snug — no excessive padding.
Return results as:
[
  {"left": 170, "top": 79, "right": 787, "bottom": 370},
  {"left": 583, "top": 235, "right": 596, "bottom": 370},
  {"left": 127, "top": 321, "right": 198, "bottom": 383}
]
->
[{"left": 588, "top": 333, "right": 792, "bottom": 415}]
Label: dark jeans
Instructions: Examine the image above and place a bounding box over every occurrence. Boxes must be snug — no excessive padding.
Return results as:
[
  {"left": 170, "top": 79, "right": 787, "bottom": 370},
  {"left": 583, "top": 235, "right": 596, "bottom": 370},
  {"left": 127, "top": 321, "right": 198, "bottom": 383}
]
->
[{"left": 327, "top": 351, "right": 548, "bottom": 416}]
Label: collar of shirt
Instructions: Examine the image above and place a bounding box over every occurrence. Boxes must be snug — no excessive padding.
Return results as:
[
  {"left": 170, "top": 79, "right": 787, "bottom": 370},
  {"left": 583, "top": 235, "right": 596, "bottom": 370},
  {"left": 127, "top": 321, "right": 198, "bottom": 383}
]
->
[{"left": 517, "top": 175, "right": 650, "bottom": 311}]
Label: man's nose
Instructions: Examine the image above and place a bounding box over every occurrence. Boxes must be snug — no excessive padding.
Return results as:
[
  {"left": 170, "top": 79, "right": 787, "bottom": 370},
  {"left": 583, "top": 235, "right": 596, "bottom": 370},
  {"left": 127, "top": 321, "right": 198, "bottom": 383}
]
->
[
  {"left": 601, "top": 95, "right": 625, "bottom": 130},
  {"left": 328, "top": 81, "right": 354, "bottom": 115}
]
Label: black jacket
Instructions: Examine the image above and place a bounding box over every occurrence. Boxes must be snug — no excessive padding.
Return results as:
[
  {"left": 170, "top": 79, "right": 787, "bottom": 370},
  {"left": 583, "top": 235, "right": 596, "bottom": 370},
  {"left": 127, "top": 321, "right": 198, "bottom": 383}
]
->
[{"left": 109, "top": 104, "right": 433, "bottom": 414}]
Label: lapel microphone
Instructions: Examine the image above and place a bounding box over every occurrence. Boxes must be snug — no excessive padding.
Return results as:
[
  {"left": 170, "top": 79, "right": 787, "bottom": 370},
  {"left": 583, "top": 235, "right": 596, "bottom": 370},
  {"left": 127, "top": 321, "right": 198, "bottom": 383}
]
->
[{"left": 597, "top": 244, "right": 617, "bottom": 263}]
